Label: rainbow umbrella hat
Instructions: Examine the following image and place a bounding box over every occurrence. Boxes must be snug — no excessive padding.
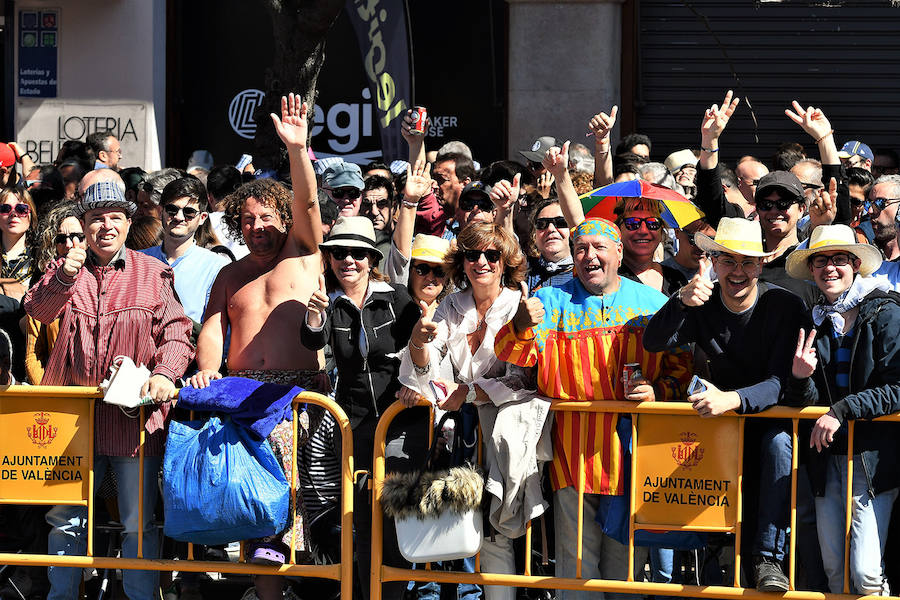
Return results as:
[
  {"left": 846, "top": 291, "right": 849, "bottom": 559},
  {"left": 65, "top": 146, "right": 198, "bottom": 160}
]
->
[{"left": 580, "top": 179, "right": 704, "bottom": 228}]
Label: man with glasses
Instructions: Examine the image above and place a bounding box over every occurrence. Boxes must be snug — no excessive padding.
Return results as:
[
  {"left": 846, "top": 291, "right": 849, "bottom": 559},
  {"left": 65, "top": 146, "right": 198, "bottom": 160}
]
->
[
  {"left": 868, "top": 175, "right": 900, "bottom": 289},
  {"left": 455, "top": 181, "right": 496, "bottom": 230},
  {"left": 322, "top": 160, "right": 365, "bottom": 217},
  {"left": 142, "top": 177, "right": 229, "bottom": 324},
  {"left": 644, "top": 217, "right": 811, "bottom": 593},
  {"left": 360, "top": 174, "right": 395, "bottom": 268},
  {"left": 86, "top": 132, "right": 122, "bottom": 171}
]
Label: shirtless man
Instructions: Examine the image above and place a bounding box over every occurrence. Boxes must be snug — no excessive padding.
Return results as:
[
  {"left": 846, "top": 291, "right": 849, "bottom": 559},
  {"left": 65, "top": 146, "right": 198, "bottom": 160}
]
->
[{"left": 186, "top": 94, "right": 324, "bottom": 600}]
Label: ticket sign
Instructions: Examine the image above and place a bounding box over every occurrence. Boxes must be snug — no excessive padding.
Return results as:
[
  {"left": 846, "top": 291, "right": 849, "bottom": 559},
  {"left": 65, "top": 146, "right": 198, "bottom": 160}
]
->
[
  {"left": 0, "top": 395, "right": 91, "bottom": 504},
  {"left": 635, "top": 414, "right": 739, "bottom": 529}
]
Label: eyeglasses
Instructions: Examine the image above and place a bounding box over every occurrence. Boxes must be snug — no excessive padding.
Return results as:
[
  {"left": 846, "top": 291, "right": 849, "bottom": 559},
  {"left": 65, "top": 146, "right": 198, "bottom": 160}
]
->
[
  {"left": 756, "top": 198, "right": 800, "bottom": 212},
  {"left": 810, "top": 253, "right": 853, "bottom": 269},
  {"left": 739, "top": 177, "right": 760, "bottom": 187},
  {"left": 535, "top": 217, "right": 569, "bottom": 231},
  {"left": 459, "top": 196, "right": 493, "bottom": 212},
  {"left": 412, "top": 263, "right": 446, "bottom": 278},
  {"left": 362, "top": 198, "right": 391, "bottom": 209},
  {"left": 329, "top": 188, "right": 361, "bottom": 201},
  {"left": 329, "top": 246, "right": 370, "bottom": 261},
  {"left": 715, "top": 255, "right": 760, "bottom": 271},
  {"left": 683, "top": 232, "right": 698, "bottom": 247},
  {"left": 869, "top": 197, "right": 900, "bottom": 213},
  {"left": 0, "top": 203, "right": 30, "bottom": 217},
  {"left": 622, "top": 216, "right": 663, "bottom": 231},
  {"left": 801, "top": 182, "right": 824, "bottom": 191},
  {"left": 54, "top": 232, "right": 86, "bottom": 245},
  {"left": 463, "top": 248, "right": 501, "bottom": 263},
  {"left": 163, "top": 203, "right": 200, "bottom": 220}
]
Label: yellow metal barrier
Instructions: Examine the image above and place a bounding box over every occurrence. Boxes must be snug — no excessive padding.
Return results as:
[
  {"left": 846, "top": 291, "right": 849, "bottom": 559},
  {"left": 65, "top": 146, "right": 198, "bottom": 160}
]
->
[
  {"left": 371, "top": 399, "right": 900, "bottom": 600},
  {"left": 0, "top": 386, "right": 354, "bottom": 599}
]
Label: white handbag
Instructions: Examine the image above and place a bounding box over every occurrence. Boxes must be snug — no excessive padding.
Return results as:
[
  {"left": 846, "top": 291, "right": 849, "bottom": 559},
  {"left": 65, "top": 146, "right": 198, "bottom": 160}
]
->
[{"left": 100, "top": 356, "right": 153, "bottom": 409}]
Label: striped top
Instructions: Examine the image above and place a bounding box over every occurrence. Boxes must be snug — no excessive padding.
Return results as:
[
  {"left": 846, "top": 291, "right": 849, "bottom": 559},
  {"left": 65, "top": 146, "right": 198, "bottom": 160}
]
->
[
  {"left": 494, "top": 276, "right": 691, "bottom": 495},
  {"left": 23, "top": 248, "right": 194, "bottom": 457}
]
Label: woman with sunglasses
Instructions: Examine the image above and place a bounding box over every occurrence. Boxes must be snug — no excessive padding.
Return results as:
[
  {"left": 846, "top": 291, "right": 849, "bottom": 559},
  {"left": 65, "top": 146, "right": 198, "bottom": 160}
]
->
[
  {"left": 614, "top": 198, "right": 687, "bottom": 294},
  {"left": 301, "top": 215, "right": 423, "bottom": 600},
  {"left": 526, "top": 197, "right": 573, "bottom": 292},
  {"left": 25, "top": 202, "right": 86, "bottom": 384}
]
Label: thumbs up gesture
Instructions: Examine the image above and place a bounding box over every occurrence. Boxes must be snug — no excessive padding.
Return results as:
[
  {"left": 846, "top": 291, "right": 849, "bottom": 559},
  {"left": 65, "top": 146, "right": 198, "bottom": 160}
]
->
[
  {"left": 307, "top": 274, "right": 329, "bottom": 328},
  {"left": 411, "top": 299, "right": 439, "bottom": 349},
  {"left": 679, "top": 259, "right": 715, "bottom": 307},
  {"left": 62, "top": 246, "right": 87, "bottom": 278},
  {"left": 489, "top": 172, "right": 521, "bottom": 211},
  {"left": 542, "top": 140, "right": 570, "bottom": 179},
  {"left": 513, "top": 282, "right": 545, "bottom": 333}
]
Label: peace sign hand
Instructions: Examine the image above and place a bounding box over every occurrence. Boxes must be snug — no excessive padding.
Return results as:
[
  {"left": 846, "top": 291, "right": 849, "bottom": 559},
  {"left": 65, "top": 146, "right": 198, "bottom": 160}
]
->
[
  {"left": 784, "top": 101, "right": 833, "bottom": 142},
  {"left": 792, "top": 328, "right": 818, "bottom": 379},
  {"left": 270, "top": 93, "right": 309, "bottom": 150},
  {"left": 700, "top": 90, "right": 740, "bottom": 143}
]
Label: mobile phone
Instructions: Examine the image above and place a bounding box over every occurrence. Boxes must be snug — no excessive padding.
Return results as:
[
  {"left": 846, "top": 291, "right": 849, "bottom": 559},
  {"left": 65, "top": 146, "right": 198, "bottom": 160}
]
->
[
  {"left": 428, "top": 380, "right": 449, "bottom": 404},
  {"left": 687, "top": 375, "right": 707, "bottom": 396}
]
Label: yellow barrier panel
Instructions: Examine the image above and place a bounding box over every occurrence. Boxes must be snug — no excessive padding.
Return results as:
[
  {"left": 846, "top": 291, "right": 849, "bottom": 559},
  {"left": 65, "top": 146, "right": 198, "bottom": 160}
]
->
[
  {"left": 371, "top": 398, "right": 900, "bottom": 600},
  {"left": 0, "top": 386, "right": 355, "bottom": 600}
]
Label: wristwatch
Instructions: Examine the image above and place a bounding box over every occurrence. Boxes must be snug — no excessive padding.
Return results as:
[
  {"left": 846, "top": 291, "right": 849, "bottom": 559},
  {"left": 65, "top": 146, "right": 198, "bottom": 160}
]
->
[{"left": 465, "top": 384, "right": 477, "bottom": 404}]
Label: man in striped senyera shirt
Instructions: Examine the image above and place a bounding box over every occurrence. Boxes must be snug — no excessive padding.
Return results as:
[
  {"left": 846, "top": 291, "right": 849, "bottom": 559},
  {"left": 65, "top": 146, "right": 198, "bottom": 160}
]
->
[{"left": 24, "top": 176, "right": 194, "bottom": 600}]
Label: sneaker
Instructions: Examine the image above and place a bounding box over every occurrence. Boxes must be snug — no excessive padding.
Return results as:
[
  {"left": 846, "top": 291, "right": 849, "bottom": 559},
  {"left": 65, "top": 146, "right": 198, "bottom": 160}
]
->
[
  {"left": 754, "top": 555, "right": 789, "bottom": 592},
  {"left": 250, "top": 546, "right": 286, "bottom": 566}
]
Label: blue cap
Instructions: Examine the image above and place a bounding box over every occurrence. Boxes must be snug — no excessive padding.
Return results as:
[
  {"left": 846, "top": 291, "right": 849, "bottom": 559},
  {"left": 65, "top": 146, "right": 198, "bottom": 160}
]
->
[
  {"left": 322, "top": 161, "right": 364, "bottom": 190},
  {"left": 838, "top": 141, "right": 874, "bottom": 162}
]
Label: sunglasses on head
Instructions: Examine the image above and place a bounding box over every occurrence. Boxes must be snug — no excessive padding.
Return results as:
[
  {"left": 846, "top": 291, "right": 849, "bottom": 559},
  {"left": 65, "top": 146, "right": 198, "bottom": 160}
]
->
[
  {"left": 459, "top": 196, "right": 493, "bottom": 213},
  {"left": 330, "top": 188, "right": 361, "bottom": 201},
  {"left": 756, "top": 198, "right": 799, "bottom": 212},
  {"left": 535, "top": 216, "right": 569, "bottom": 231},
  {"left": 163, "top": 203, "right": 200, "bottom": 220},
  {"left": 54, "top": 232, "right": 86, "bottom": 245},
  {"left": 0, "top": 203, "right": 30, "bottom": 217},
  {"left": 329, "top": 246, "right": 370, "bottom": 261},
  {"left": 362, "top": 198, "right": 391, "bottom": 209},
  {"left": 463, "top": 248, "right": 501, "bottom": 263},
  {"left": 622, "top": 216, "right": 663, "bottom": 231},
  {"left": 412, "top": 262, "right": 445, "bottom": 278}
]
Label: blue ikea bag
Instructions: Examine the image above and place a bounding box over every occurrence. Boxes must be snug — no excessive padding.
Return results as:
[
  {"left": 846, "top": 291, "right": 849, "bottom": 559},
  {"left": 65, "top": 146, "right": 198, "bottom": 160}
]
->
[{"left": 163, "top": 415, "right": 289, "bottom": 544}]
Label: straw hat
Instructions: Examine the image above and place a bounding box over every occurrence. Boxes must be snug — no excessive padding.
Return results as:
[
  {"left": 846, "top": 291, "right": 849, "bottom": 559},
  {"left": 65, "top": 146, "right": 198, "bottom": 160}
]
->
[
  {"left": 694, "top": 217, "right": 774, "bottom": 258},
  {"left": 319, "top": 216, "right": 383, "bottom": 260},
  {"left": 410, "top": 234, "right": 450, "bottom": 264},
  {"left": 664, "top": 149, "right": 698, "bottom": 173},
  {"left": 786, "top": 224, "right": 882, "bottom": 280}
]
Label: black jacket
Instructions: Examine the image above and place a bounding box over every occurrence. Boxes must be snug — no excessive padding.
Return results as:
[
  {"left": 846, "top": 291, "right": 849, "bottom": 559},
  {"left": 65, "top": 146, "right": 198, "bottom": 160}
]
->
[
  {"left": 300, "top": 281, "right": 419, "bottom": 428},
  {"left": 785, "top": 291, "right": 900, "bottom": 497}
]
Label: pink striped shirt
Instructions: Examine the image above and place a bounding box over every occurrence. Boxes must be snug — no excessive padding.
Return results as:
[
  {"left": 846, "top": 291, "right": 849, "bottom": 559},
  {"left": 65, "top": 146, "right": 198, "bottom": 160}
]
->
[{"left": 24, "top": 248, "right": 194, "bottom": 456}]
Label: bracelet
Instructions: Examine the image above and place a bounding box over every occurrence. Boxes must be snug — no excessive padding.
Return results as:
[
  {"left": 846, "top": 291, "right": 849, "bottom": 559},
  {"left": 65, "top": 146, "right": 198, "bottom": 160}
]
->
[
  {"left": 700, "top": 146, "right": 719, "bottom": 153},
  {"left": 402, "top": 200, "right": 419, "bottom": 209},
  {"left": 410, "top": 340, "right": 425, "bottom": 350},
  {"left": 815, "top": 129, "right": 834, "bottom": 144},
  {"left": 596, "top": 149, "right": 610, "bottom": 156},
  {"left": 413, "top": 361, "right": 430, "bottom": 376}
]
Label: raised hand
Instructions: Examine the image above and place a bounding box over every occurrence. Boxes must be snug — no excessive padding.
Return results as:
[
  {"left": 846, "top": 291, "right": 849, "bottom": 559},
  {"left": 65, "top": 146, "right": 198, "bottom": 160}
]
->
[
  {"left": 542, "top": 140, "right": 570, "bottom": 179},
  {"left": 588, "top": 106, "right": 618, "bottom": 142},
  {"left": 270, "top": 93, "right": 309, "bottom": 149},
  {"left": 679, "top": 260, "right": 714, "bottom": 307},
  {"left": 784, "top": 100, "right": 833, "bottom": 142},
  {"left": 809, "top": 177, "right": 838, "bottom": 230},
  {"left": 700, "top": 90, "right": 740, "bottom": 143},
  {"left": 62, "top": 246, "right": 87, "bottom": 278},
  {"left": 792, "top": 328, "right": 818, "bottom": 379},
  {"left": 490, "top": 173, "right": 522, "bottom": 212},
  {"left": 307, "top": 274, "right": 329, "bottom": 328},
  {"left": 411, "top": 299, "right": 439, "bottom": 349},
  {"left": 404, "top": 160, "right": 432, "bottom": 202},
  {"left": 536, "top": 172, "right": 555, "bottom": 199},
  {"left": 810, "top": 409, "right": 840, "bottom": 452},
  {"left": 513, "top": 282, "right": 545, "bottom": 333}
]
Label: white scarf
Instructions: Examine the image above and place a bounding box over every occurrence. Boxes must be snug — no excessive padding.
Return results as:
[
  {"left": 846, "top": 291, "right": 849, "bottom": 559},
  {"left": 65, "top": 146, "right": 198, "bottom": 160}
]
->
[{"left": 812, "top": 276, "right": 891, "bottom": 334}]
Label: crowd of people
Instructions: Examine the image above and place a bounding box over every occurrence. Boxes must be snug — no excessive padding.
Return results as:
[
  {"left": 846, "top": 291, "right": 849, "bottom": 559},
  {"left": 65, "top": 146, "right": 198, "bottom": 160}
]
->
[{"left": 2, "top": 88, "right": 900, "bottom": 600}]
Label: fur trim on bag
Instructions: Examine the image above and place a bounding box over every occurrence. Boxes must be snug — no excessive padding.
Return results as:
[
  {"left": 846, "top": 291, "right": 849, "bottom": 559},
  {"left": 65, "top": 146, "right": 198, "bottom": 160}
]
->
[{"left": 381, "top": 466, "right": 484, "bottom": 520}]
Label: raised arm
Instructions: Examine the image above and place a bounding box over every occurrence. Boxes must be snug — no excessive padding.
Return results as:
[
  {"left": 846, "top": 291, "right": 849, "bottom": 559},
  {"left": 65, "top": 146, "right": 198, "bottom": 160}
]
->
[
  {"left": 488, "top": 173, "right": 521, "bottom": 234},
  {"left": 694, "top": 91, "right": 741, "bottom": 226},
  {"left": 543, "top": 141, "right": 584, "bottom": 226},
  {"left": 393, "top": 160, "right": 432, "bottom": 260},
  {"left": 784, "top": 100, "right": 839, "bottom": 166},
  {"left": 588, "top": 105, "right": 617, "bottom": 188},
  {"left": 271, "top": 93, "right": 322, "bottom": 254},
  {"left": 401, "top": 109, "right": 427, "bottom": 166}
]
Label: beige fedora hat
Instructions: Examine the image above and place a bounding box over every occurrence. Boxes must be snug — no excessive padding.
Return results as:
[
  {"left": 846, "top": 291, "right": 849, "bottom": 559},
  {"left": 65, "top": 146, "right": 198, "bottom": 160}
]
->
[
  {"left": 319, "top": 216, "right": 383, "bottom": 260},
  {"left": 786, "top": 224, "right": 882, "bottom": 280},
  {"left": 694, "top": 217, "right": 774, "bottom": 258}
]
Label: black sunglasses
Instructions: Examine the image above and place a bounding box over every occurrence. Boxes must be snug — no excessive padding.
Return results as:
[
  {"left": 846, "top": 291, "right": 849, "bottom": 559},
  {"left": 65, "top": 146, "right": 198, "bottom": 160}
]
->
[
  {"left": 869, "top": 197, "right": 900, "bottom": 212},
  {"left": 459, "top": 196, "right": 493, "bottom": 212},
  {"left": 54, "top": 232, "right": 86, "bottom": 244},
  {"left": 412, "top": 263, "right": 445, "bottom": 278},
  {"left": 330, "top": 188, "right": 361, "bottom": 201},
  {"left": 329, "top": 246, "right": 371, "bottom": 261},
  {"left": 622, "top": 216, "right": 663, "bottom": 231},
  {"left": 163, "top": 203, "right": 200, "bottom": 220},
  {"left": 801, "top": 182, "right": 824, "bottom": 191},
  {"left": 0, "top": 203, "right": 30, "bottom": 216},
  {"left": 535, "top": 217, "right": 569, "bottom": 230},
  {"left": 756, "top": 198, "right": 800, "bottom": 212},
  {"left": 362, "top": 198, "right": 391, "bottom": 209},
  {"left": 463, "top": 248, "right": 501, "bottom": 263}
]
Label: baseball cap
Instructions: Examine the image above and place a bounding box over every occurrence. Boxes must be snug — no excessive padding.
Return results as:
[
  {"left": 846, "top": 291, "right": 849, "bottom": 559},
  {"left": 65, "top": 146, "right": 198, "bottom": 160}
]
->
[
  {"left": 754, "top": 171, "right": 804, "bottom": 203},
  {"left": 187, "top": 149, "right": 214, "bottom": 173},
  {"left": 838, "top": 141, "right": 874, "bottom": 162},
  {"left": 460, "top": 181, "right": 492, "bottom": 204},
  {"left": 0, "top": 144, "right": 16, "bottom": 168},
  {"left": 322, "top": 161, "right": 364, "bottom": 190},
  {"left": 519, "top": 136, "right": 559, "bottom": 163}
]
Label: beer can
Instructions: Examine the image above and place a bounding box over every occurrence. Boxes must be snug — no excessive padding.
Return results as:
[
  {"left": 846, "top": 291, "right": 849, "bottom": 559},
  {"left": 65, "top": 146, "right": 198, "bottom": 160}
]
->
[
  {"left": 622, "top": 362, "right": 641, "bottom": 387},
  {"left": 410, "top": 106, "right": 427, "bottom": 135}
]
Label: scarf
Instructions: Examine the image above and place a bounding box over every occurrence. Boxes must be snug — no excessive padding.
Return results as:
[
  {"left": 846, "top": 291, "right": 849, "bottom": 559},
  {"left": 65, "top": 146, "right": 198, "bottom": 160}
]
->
[{"left": 812, "top": 276, "right": 891, "bottom": 334}]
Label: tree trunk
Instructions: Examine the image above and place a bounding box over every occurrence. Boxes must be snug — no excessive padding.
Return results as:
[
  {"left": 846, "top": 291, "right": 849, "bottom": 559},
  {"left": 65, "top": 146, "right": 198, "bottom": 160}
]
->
[{"left": 254, "top": 0, "right": 345, "bottom": 171}]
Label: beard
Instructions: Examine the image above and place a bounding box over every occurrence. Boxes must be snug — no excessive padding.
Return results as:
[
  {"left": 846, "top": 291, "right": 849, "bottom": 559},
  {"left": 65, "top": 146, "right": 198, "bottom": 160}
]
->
[{"left": 873, "top": 220, "right": 898, "bottom": 251}]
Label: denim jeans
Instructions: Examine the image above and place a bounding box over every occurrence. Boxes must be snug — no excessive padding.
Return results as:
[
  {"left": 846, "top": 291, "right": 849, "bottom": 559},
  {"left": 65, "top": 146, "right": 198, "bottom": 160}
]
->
[
  {"left": 753, "top": 425, "right": 791, "bottom": 561},
  {"left": 815, "top": 455, "right": 898, "bottom": 595},
  {"left": 410, "top": 556, "right": 482, "bottom": 600},
  {"left": 46, "top": 455, "right": 162, "bottom": 600}
]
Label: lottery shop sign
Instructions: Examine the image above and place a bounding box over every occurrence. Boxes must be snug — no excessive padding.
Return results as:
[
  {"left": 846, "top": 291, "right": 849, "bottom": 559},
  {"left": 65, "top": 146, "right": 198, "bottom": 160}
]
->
[
  {"left": 634, "top": 414, "right": 739, "bottom": 529},
  {"left": 0, "top": 394, "right": 90, "bottom": 504}
]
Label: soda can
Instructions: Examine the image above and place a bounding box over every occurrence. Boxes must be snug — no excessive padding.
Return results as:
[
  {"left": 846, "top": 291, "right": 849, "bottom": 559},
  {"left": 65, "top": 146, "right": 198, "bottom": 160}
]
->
[
  {"left": 410, "top": 106, "right": 427, "bottom": 135},
  {"left": 622, "top": 362, "right": 641, "bottom": 388}
]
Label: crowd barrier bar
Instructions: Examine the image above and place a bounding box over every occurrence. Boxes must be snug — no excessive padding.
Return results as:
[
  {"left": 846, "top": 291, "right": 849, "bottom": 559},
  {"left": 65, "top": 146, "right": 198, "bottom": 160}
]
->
[
  {"left": 0, "top": 386, "right": 354, "bottom": 600},
  {"left": 371, "top": 398, "right": 900, "bottom": 600}
]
